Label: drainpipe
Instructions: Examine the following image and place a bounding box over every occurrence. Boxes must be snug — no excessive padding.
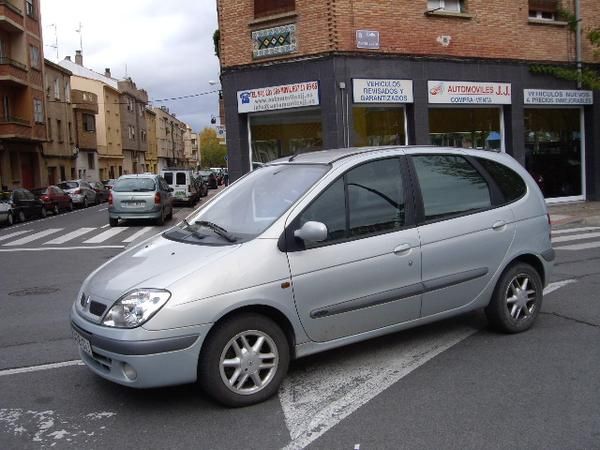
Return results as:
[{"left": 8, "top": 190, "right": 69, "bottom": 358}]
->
[{"left": 575, "top": 0, "right": 582, "bottom": 88}]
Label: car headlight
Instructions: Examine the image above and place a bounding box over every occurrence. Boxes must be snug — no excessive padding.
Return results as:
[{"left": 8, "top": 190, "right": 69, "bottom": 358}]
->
[{"left": 102, "top": 289, "right": 171, "bottom": 328}]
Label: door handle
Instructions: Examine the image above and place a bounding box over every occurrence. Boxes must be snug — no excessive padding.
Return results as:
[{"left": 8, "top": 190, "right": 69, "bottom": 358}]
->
[
  {"left": 393, "top": 243, "right": 412, "bottom": 255},
  {"left": 492, "top": 220, "right": 507, "bottom": 231}
]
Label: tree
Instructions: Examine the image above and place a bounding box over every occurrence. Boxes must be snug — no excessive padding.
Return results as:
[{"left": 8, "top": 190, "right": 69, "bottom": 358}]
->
[{"left": 200, "top": 128, "right": 227, "bottom": 168}]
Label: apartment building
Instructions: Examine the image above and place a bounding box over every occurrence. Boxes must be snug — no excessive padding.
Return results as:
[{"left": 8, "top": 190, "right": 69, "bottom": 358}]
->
[
  {"left": 145, "top": 108, "right": 158, "bottom": 173},
  {"left": 42, "top": 58, "right": 74, "bottom": 184},
  {"left": 152, "top": 106, "right": 186, "bottom": 170},
  {"left": 0, "top": 0, "right": 46, "bottom": 189},
  {"left": 71, "top": 88, "right": 98, "bottom": 181},
  {"left": 217, "top": 0, "right": 600, "bottom": 202},
  {"left": 59, "top": 52, "right": 123, "bottom": 180},
  {"left": 183, "top": 125, "right": 200, "bottom": 169},
  {"left": 118, "top": 77, "right": 148, "bottom": 174}
]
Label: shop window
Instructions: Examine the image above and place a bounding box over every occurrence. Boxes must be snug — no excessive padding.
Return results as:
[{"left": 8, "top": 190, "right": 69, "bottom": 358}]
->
[
  {"left": 411, "top": 155, "right": 491, "bottom": 221},
  {"left": 255, "top": 0, "right": 295, "bottom": 18},
  {"left": 429, "top": 108, "right": 501, "bottom": 151},
  {"left": 250, "top": 109, "right": 322, "bottom": 164},
  {"left": 427, "top": 0, "right": 464, "bottom": 13},
  {"left": 528, "top": 0, "right": 558, "bottom": 20},
  {"left": 353, "top": 107, "right": 406, "bottom": 147},
  {"left": 524, "top": 108, "right": 581, "bottom": 198}
]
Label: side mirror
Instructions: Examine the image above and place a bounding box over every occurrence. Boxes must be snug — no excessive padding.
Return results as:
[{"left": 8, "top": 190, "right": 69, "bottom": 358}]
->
[{"left": 294, "top": 221, "right": 328, "bottom": 243}]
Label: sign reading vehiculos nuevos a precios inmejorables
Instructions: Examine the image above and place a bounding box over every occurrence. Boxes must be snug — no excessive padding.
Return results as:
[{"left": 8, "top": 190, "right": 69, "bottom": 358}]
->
[
  {"left": 237, "top": 81, "right": 320, "bottom": 113},
  {"left": 428, "top": 80, "right": 512, "bottom": 104},
  {"left": 524, "top": 89, "right": 593, "bottom": 105}
]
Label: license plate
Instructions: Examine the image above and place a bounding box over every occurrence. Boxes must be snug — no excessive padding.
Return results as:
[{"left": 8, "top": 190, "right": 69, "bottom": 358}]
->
[
  {"left": 123, "top": 201, "right": 144, "bottom": 207},
  {"left": 175, "top": 191, "right": 186, "bottom": 197},
  {"left": 72, "top": 328, "right": 93, "bottom": 357}
]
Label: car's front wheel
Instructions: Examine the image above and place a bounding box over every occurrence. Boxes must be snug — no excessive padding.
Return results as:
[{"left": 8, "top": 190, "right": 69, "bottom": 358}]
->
[
  {"left": 40, "top": 207, "right": 47, "bottom": 218},
  {"left": 109, "top": 218, "right": 118, "bottom": 227},
  {"left": 485, "top": 262, "right": 543, "bottom": 334},
  {"left": 52, "top": 203, "right": 60, "bottom": 215},
  {"left": 198, "top": 313, "right": 289, "bottom": 407},
  {"left": 6, "top": 212, "right": 14, "bottom": 226},
  {"left": 17, "top": 210, "right": 25, "bottom": 223}
]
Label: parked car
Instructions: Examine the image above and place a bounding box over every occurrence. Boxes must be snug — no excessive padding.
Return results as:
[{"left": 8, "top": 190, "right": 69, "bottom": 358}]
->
[
  {"left": 89, "top": 181, "right": 109, "bottom": 203},
  {"left": 198, "top": 170, "right": 218, "bottom": 189},
  {"left": 210, "top": 168, "right": 225, "bottom": 185},
  {"left": 160, "top": 169, "right": 200, "bottom": 206},
  {"left": 108, "top": 174, "right": 173, "bottom": 226},
  {"left": 193, "top": 175, "right": 209, "bottom": 197},
  {"left": 57, "top": 180, "right": 97, "bottom": 208},
  {"left": 31, "top": 186, "right": 73, "bottom": 215},
  {"left": 0, "top": 188, "right": 47, "bottom": 225},
  {"left": 71, "top": 146, "right": 553, "bottom": 407},
  {"left": 102, "top": 179, "right": 117, "bottom": 190}
]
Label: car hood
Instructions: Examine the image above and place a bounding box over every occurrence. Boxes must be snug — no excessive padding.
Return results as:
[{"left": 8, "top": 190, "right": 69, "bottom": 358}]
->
[{"left": 83, "top": 234, "right": 240, "bottom": 302}]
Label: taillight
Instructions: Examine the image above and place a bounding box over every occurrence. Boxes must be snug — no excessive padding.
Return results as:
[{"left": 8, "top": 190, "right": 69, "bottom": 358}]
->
[
  {"left": 154, "top": 192, "right": 161, "bottom": 204},
  {"left": 74, "top": 189, "right": 81, "bottom": 195},
  {"left": 108, "top": 192, "right": 113, "bottom": 205},
  {"left": 42, "top": 195, "right": 49, "bottom": 201}
]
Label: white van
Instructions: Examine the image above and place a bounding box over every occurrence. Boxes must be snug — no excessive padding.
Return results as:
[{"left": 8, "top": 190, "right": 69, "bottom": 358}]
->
[{"left": 160, "top": 169, "right": 199, "bottom": 206}]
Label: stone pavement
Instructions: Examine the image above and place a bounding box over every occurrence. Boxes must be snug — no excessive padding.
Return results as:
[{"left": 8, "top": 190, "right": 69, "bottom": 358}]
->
[{"left": 548, "top": 201, "right": 600, "bottom": 228}]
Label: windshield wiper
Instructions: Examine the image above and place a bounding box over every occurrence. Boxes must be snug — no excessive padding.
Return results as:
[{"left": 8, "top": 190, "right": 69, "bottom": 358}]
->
[{"left": 195, "top": 220, "right": 237, "bottom": 243}]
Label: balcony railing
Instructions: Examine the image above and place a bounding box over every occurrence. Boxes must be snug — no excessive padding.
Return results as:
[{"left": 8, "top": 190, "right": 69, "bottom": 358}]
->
[{"left": 0, "top": 56, "right": 27, "bottom": 70}]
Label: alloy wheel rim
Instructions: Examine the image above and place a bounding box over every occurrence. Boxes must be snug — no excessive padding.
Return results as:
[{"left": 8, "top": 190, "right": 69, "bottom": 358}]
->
[
  {"left": 219, "top": 330, "right": 279, "bottom": 395},
  {"left": 18, "top": 211, "right": 25, "bottom": 222},
  {"left": 505, "top": 273, "right": 537, "bottom": 321}
]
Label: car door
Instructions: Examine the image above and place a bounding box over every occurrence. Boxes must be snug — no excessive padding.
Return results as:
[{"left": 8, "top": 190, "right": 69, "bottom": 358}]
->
[
  {"left": 285, "top": 157, "right": 422, "bottom": 342},
  {"left": 409, "top": 154, "right": 516, "bottom": 317}
]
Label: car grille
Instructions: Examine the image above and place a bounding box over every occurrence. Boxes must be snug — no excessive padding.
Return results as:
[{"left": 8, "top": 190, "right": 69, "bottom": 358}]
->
[{"left": 89, "top": 301, "right": 107, "bottom": 317}]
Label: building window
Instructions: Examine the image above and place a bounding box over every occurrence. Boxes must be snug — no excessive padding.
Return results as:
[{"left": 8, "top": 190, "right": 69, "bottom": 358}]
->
[
  {"left": 25, "top": 0, "right": 34, "bottom": 17},
  {"left": 254, "top": 0, "right": 295, "bottom": 18},
  {"left": 68, "top": 121, "right": 73, "bottom": 143},
  {"left": 33, "top": 98, "right": 43, "bottom": 123},
  {"left": 88, "top": 152, "right": 95, "bottom": 170},
  {"left": 141, "top": 129, "right": 147, "bottom": 142},
  {"left": 64, "top": 81, "right": 71, "bottom": 102},
  {"left": 83, "top": 113, "right": 95, "bottom": 132},
  {"left": 427, "top": 0, "right": 464, "bottom": 13},
  {"left": 54, "top": 78, "right": 60, "bottom": 100},
  {"left": 30, "top": 45, "right": 40, "bottom": 69},
  {"left": 529, "top": 0, "right": 558, "bottom": 20},
  {"left": 56, "top": 119, "right": 63, "bottom": 142},
  {"left": 47, "top": 118, "right": 52, "bottom": 140}
]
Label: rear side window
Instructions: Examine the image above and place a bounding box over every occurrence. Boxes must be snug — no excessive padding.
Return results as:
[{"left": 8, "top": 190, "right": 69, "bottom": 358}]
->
[
  {"left": 175, "top": 173, "right": 186, "bottom": 185},
  {"left": 412, "top": 155, "right": 491, "bottom": 222},
  {"left": 477, "top": 158, "right": 526, "bottom": 204},
  {"left": 163, "top": 172, "right": 173, "bottom": 184}
]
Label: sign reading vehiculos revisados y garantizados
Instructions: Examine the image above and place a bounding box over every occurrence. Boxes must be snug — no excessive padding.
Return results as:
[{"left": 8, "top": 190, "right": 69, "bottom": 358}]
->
[
  {"left": 428, "top": 80, "right": 512, "bottom": 104},
  {"left": 237, "top": 81, "right": 320, "bottom": 113}
]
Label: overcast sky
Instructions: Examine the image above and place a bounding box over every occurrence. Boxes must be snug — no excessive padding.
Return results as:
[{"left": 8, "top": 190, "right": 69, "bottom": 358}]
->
[{"left": 41, "top": 0, "right": 221, "bottom": 132}]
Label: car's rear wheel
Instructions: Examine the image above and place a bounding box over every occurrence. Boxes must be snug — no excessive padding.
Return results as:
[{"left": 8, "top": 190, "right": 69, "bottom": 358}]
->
[
  {"left": 53, "top": 203, "right": 60, "bottom": 215},
  {"left": 156, "top": 209, "right": 165, "bottom": 226},
  {"left": 485, "top": 262, "right": 543, "bottom": 334},
  {"left": 68, "top": 201, "right": 74, "bottom": 212},
  {"left": 40, "top": 207, "right": 47, "bottom": 218},
  {"left": 198, "top": 313, "right": 289, "bottom": 407},
  {"left": 109, "top": 218, "right": 118, "bottom": 227},
  {"left": 83, "top": 197, "right": 88, "bottom": 208}
]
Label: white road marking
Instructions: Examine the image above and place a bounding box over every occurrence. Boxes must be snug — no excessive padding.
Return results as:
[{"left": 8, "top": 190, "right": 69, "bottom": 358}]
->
[
  {"left": 122, "top": 226, "right": 153, "bottom": 243},
  {"left": 555, "top": 241, "right": 600, "bottom": 251},
  {"left": 82, "top": 227, "right": 127, "bottom": 244},
  {"left": 551, "top": 226, "right": 600, "bottom": 235},
  {"left": 0, "top": 360, "right": 83, "bottom": 377},
  {"left": 43, "top": 227, "right": 97, "bottom": 245},
  {"left": 98, "top": 207, "right": 108, "bottom": 212},
  {"left": 552, "top": 231, "right": 600, "bottom": 243},
  {"left": 280, "top": 279, "right": 576, "bottom": 450},
  {"left": 100, "top": 224, "right": 110, "bottom": 229},
  {"left": 2, "top": 229, "right": 63, "bottom": 247},
  {"left": 0, "top": 230, "right": 31, "bottom": 242},
  {"left": 0, "top": 245, "right": 125, "bottom": 252}
]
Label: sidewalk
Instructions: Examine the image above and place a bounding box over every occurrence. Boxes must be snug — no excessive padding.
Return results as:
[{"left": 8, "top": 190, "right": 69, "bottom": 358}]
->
[{"left": 548, "top": 201, "right": 600, "bottom": 228}]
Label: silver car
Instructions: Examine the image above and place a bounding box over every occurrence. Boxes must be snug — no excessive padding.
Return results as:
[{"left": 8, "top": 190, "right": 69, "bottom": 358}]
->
[
  {"left": 108, "top": 174, "right": 173, "bottom": 226},
  {"left": 71, "top": 147, "right": 553, "bottom": 407},
  {"left": 58, "top": 180, "right": 97, "bottom": 208}
]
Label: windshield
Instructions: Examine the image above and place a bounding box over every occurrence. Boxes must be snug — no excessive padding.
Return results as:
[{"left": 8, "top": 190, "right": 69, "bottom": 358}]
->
[
  {"left": 165, "top": 164, "right": 329, "bottom": 245},
  {"left": 58, "top": 182, "right": 78, "bottom": 190},
  {"left": 113, "top": 178, "right": 156, "bottom": 192}
]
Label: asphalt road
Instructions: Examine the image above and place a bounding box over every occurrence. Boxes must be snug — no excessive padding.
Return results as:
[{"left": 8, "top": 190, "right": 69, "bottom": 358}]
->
[{"left": 0, "top": 199, "right": 599, "bottom": 450}]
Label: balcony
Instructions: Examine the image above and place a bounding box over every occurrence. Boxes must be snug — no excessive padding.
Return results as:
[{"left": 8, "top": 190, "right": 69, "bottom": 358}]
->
[
  {"left": 0, "top": 115, "right": 32, "bottom": 140},
  {"left": 0, "top": 0, "right": 24, "bottom": 33},
  {"left": 0, "top": 57, "right": 28, "bottom": 86}
]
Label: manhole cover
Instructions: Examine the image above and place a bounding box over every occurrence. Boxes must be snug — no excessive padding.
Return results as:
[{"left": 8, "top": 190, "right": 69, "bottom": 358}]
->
[{"left": 8, "top": 287, "right": 60, "bottom": 297}]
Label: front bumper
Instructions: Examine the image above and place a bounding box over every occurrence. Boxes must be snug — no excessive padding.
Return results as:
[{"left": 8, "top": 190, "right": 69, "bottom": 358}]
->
[{"left": 70, "top": 307, "right": 211, "bottom": 388}]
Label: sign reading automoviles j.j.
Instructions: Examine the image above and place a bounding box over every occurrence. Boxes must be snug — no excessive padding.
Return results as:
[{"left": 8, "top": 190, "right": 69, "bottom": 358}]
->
[
  {"left": 428, "top": 80, "right": 512, "bottom": 104},
  {"left": 237, "top": 81, "right": 320, "bottom": 113},
  {"left": 353, "top": 79, "right": 414, "bottom": 103}
]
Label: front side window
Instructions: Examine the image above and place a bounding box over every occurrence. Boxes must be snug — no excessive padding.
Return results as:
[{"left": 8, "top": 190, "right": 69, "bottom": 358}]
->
[
  {"left": 412, "top": 155, "right": 491, "bottom": 222},
  {"left": 297, "top": 158, "right": 405, "bottom": 248}
]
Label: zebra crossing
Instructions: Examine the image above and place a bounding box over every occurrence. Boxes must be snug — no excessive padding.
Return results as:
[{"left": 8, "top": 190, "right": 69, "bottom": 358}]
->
[
  {"left": 0, "top": 225, "right": 157, "bottom": 250},
  {"left": 553, "top": 226, "right": 600, "bottom": 251}
]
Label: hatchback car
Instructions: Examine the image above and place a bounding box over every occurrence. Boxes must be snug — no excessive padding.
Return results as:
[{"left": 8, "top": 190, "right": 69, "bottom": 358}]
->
[
  {"left": 108, "top": 174, "right": 173, "bottom": 226},
  {"left": 32, "top": 186, "right": 73, "bottom": 215},
  {"left": 0, "top": 188, "right": 47, "bottom": 225},
  {"left": 58, "top": 180, "right": 97, "bottom": 208},
  {"left": 71, "top": 147, "right": 553, "bottom": 407},
  {"left": 89, "top": 181, "right": 109, "bottom": 203},
  {"left": 198, "top": 170, "right": 218, "bottom": 189}
]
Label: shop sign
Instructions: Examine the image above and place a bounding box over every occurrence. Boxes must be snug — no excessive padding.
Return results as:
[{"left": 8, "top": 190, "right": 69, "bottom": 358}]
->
[
  {"left": 524, "top": 89, "right": 593, "bottom": 105},
  {"left": 353, "top": 79, "right": 414, "bottom": 103},
  {"left": 428, "top": 81, "right": 512, "bottom": 104},
  {"left": 237, "top": 81, "right": 319, "bottom": 113},
  {"left": 356, "top": 30, "right": 380, "bottom": 49}
]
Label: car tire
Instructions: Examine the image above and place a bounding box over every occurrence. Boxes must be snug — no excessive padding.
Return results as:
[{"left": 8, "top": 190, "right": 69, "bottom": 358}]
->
[
  {"left": 40, "top": 207, "right": 47, "bottom": 218},
  {"left": 83, "top": 197, "right": 88, "bottom": 208},
  {"left": 68, "top": 201, "right": 74, "bottom": 212},
  {"left": 166, "top": 207, "right": 173, "bottom": 220},
  {"left": 17, "top": 210, "right": 25, "bottom": 223},
  {"left": 53, "top": 204, "right": 60, "bottom": 215},
  {"left": 485, "top": 262, "right": 543, "bottom": 334},
  {"left": 109, "top": 218, "right": 118, "bottom": 227},
  {"left": 156, "top": 209, "right": 165, "bottom": 226},
  {"left": 6, "top": 212, "right": 14, "bottom": 226},
  {"left": 198, "top": 313, "right": 289, "bottom": 408}
]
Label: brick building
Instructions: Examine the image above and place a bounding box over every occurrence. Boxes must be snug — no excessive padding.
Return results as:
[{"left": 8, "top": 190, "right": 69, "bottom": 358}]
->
[
  {"left": 0, "top": 0, "right": 46, "bottom": 189},
  {"left": 217, "top": 0, "right": 600, "bottom": 202},
  {"left": 118, "top": 77, "right": 148, "bottom": 174},
  {"left": 71, "top": 88, "right": 98, "bottom": 181}
]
